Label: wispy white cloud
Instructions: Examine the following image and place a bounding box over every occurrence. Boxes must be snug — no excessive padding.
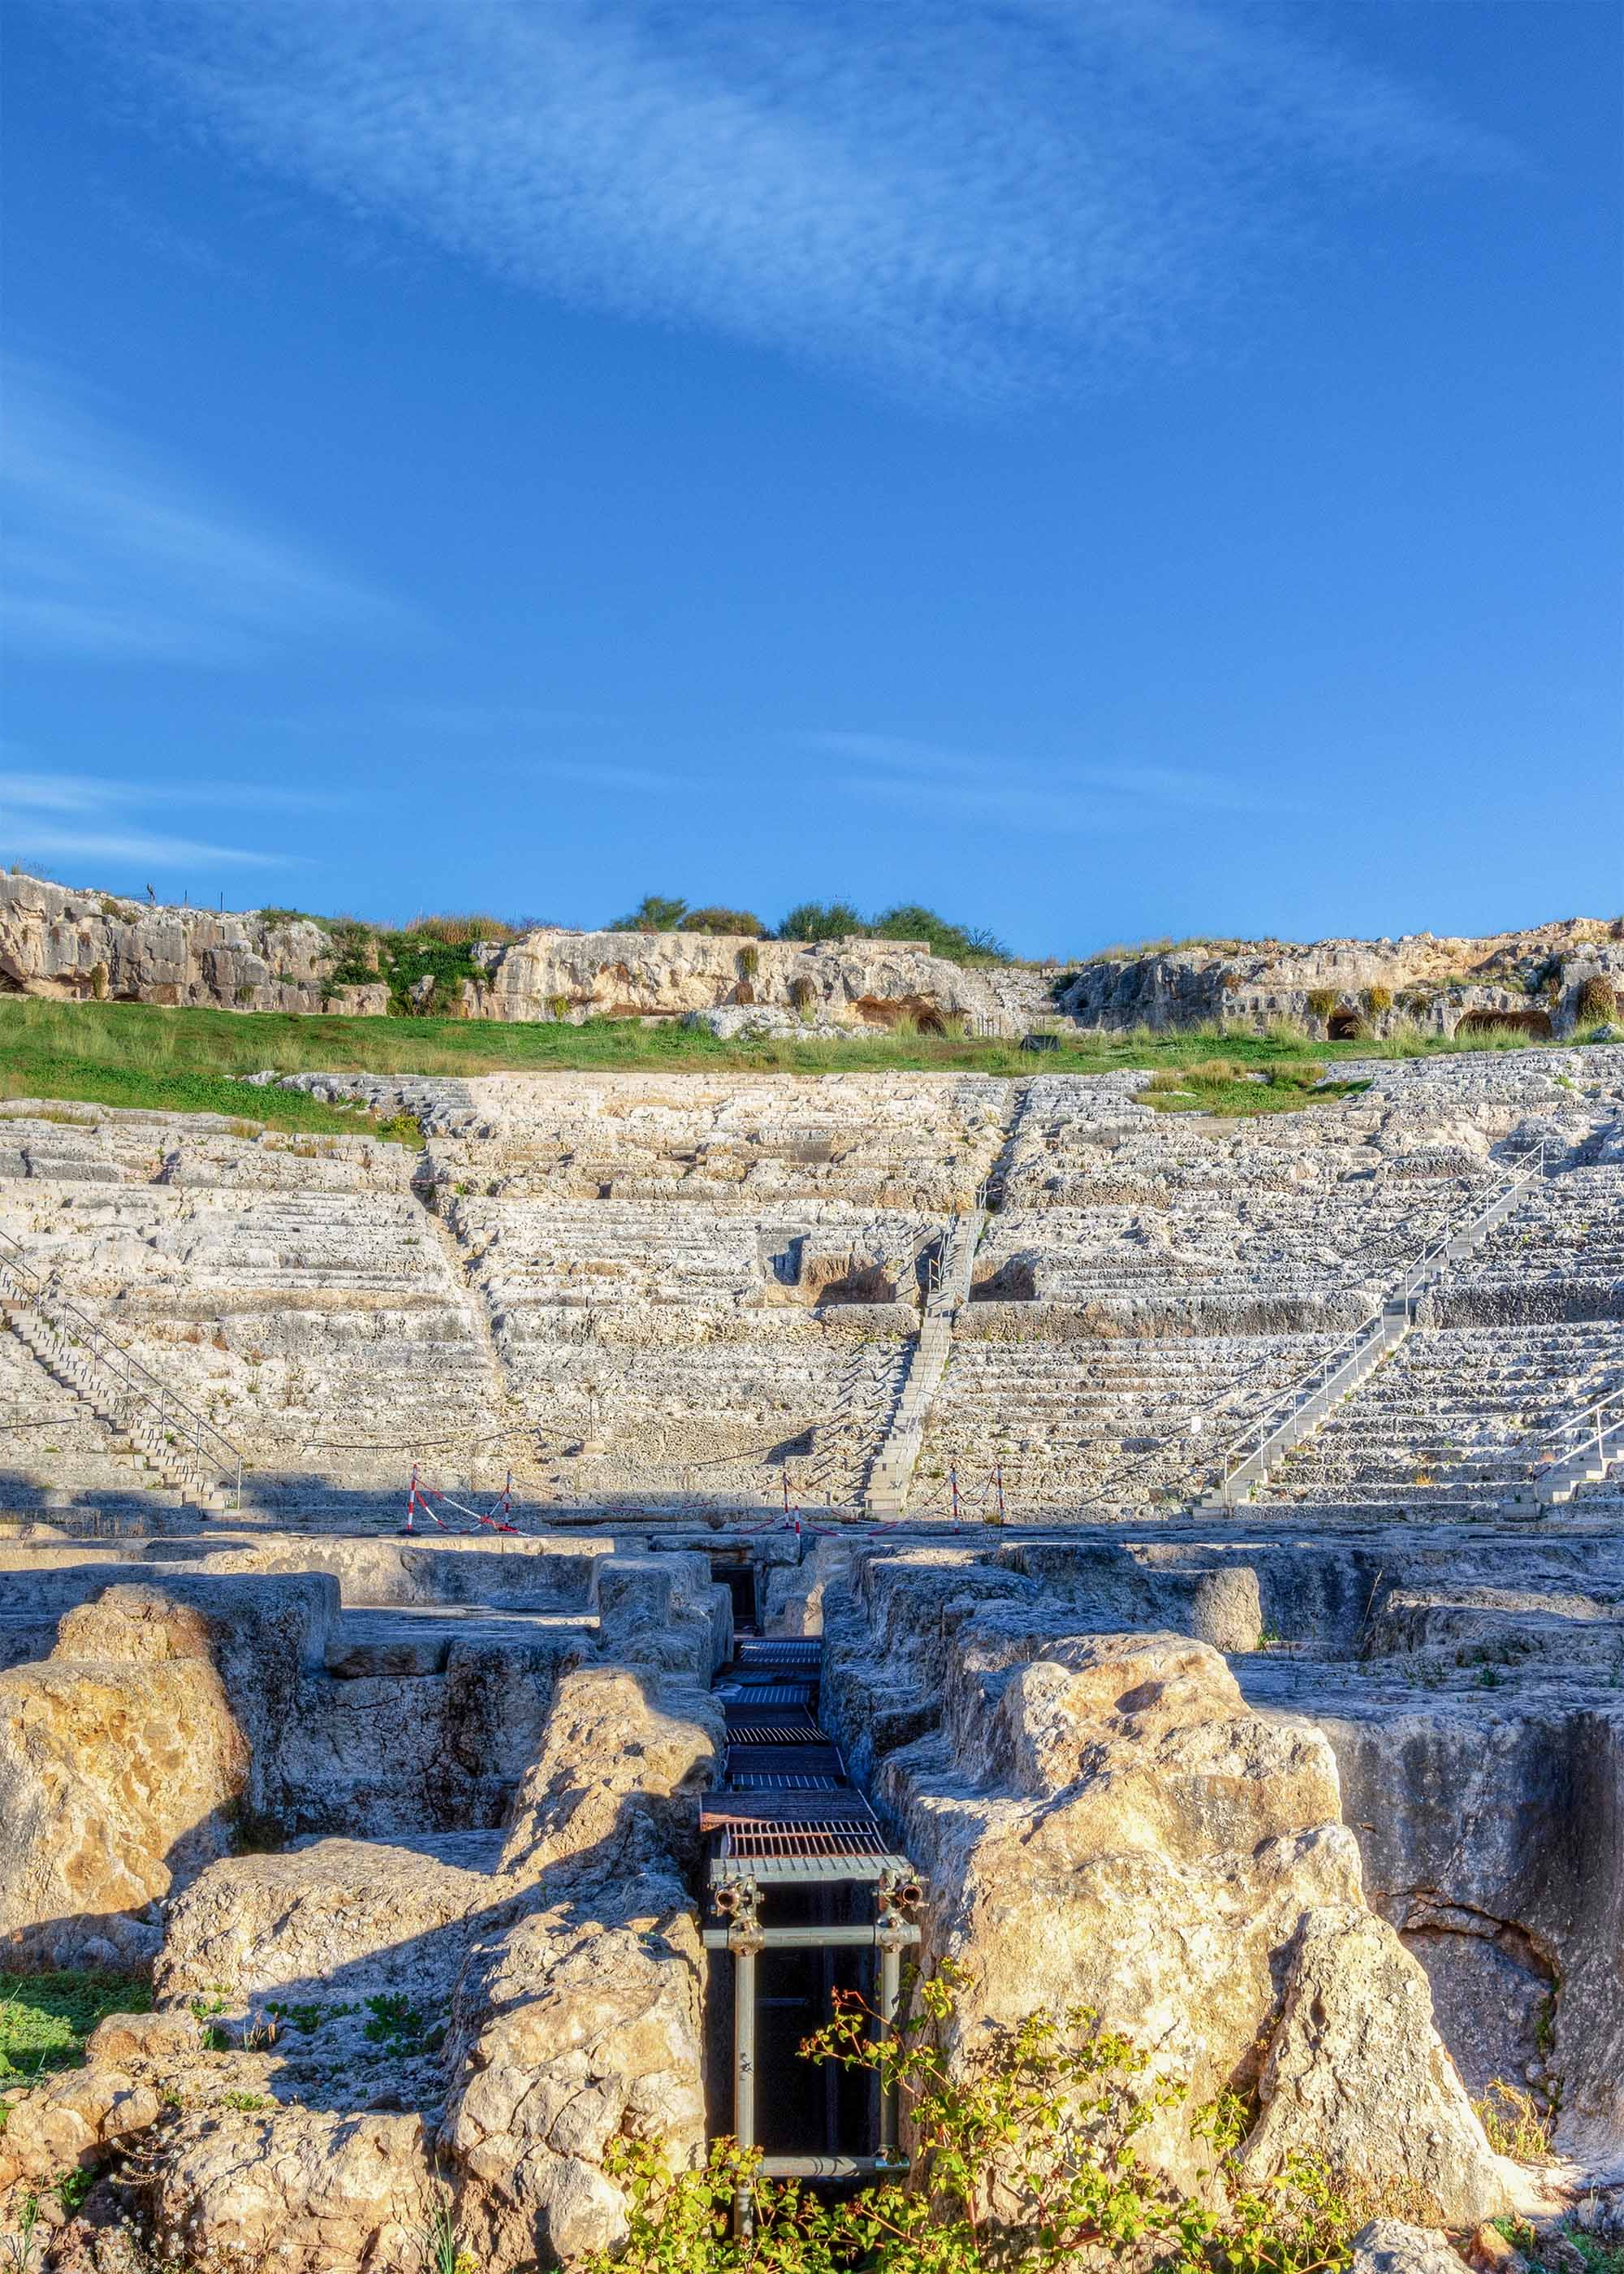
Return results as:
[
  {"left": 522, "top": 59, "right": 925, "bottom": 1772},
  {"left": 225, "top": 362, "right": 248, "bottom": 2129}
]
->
[
  {"left": 0, "top": 823, "right": 289, "bottom": 871},
  {"left": 1, "top": 358, "right": 395, "bottom": 663},
  {"left": 102, "top": 0, "right": 1511, "bottom": 408},
  {"left": 799, "top": 729, "right": 1287, "bottom": 832},
  {"left": 0, "top": 767, "right": 317, "bottom": 871}
]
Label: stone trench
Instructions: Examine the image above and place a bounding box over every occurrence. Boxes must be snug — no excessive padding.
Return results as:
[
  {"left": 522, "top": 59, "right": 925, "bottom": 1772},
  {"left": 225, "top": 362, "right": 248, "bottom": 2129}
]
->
[{"left": 0, "top": 1511, "right": 1619, "bottom": 2271}]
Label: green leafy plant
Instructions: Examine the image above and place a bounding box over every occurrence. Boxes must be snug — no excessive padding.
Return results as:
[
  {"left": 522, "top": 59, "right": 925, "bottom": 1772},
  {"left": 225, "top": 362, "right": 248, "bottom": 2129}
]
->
[
  {"left": 682, "top": 907, "right": 766, "bottom": 939},
  {"left": 777, "top": 899, "right": 866, "bottom": 943},
  {"left": 364, "top": 1992, "right": 441, "bottom": 2056},
  {"left": 1363, "top": 985, "right": 1393, "bottom": 1015},
  {"left": 584, "top": 1964, "right": 1356, "bottom": 2274},
  {"left": 1305, "top": 990, "right": 1338, "bottom": 1019}
]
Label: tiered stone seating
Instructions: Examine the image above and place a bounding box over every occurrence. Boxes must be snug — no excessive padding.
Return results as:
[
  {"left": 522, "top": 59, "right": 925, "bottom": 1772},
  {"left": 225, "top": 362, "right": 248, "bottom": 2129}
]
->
[
  {"left": 1266, "top": 1323, "right": 1624, "bottom": 1508},
  {"left": 917, "top": 1331, "right": 1337, "bottom": 1509},
  {"left": 516, "top": 1337, "right": 910, "bottom": 1507},
  {"left": 450, "top": 1195, "right": 939, "bottom": 1332},
  {"left": 0, "top": 1325, "right": 183, "bottom": 1526},
  {"left": 974, "top": 1180, "right": 1484, "bottom": 1315},
  {"left": 0, "top": 1178, "right": 505, "bottom": 1520},
  {"left": 423, "top": 1070, "right": 1011, "bottom": 1210},
  {"left": 1427, "top": 1169, "right": 1624, "bottom": 1310}
]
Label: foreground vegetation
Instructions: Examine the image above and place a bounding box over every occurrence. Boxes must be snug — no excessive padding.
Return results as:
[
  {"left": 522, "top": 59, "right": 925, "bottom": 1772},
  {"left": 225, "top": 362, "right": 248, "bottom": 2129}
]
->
[
  {"left": 591, "top": 1964, "right": 1404, "bottom": 2274},
  {"left": 0, "top": 996, "right": 1592, "bottom": 1134}
]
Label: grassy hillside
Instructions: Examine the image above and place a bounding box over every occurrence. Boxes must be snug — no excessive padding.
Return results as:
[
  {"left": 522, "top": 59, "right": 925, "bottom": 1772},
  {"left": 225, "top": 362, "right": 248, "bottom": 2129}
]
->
[{"left": 0, "top": 994, "right": 1578, "bottom": 1130}]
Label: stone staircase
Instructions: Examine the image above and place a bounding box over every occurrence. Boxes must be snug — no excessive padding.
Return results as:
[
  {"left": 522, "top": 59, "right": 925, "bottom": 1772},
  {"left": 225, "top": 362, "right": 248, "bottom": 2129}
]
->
[
  {"left": 0, "top": 1235, "right": 240, "bottom": 1515},
  {"left": 793, "top": 1345, "right": 908, "bottom": 1507},
  {"left": 1198, "top": 1143, "right": 1548, "bottom": 1510},
  {"left": 865, "top": 1208, "right": 986, "bottom": 1515}
]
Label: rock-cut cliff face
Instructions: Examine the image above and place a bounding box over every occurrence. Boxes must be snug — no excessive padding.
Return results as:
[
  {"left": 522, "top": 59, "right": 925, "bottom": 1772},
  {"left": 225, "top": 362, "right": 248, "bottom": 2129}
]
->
[
  {"left": 1057, "top": 920, "right": 1623, "bottom": 1040},
  {"left": 0, "top": 875, "right": 360, "bottom": 1014},
  {"left": 2, "top": 870, "right": 1618, "bottom": 1040},
  {"left": 0, "top": 872, "right": 1047, "bottom": 1031}
]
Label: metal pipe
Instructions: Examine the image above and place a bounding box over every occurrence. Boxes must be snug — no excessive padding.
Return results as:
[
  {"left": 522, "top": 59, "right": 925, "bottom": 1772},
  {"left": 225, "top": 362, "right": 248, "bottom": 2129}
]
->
[
  {"left": 706, "top": 1924, "right": 921, "bottom": 1952},
  {"left": 732, "top": 1943, "right": 758, "bottom": 2240},
  {"left": 758, "top": 2154, "right": 909, "bottom": 2179},
  {"left": 877, "top": 1939, "right": 901, "bottom": 2159}
]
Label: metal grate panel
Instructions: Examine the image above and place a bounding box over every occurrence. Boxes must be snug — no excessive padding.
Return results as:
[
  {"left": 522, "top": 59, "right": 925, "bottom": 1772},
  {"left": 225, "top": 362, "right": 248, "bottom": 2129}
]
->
[
  {"left": 734, "top": 1640, "right": 822, "bottom": 1670},
  {"left": 723, "top": 1716, "right": 826, "bottom": 1744},
  {"left": 726, "top": 1743, "right": 845, "bottom": 1779},
  {"left": 728, "top": 1770, "right": 844, "bottom": 1791},
  {"left": 724, "top": 1819, "right": 889, "bottom": 1860},
  {"left": 710, "top": 1845, "right": 913, "bottom": 1887},
  {"left": 717, "top": 1680, "right": 816, "bottom": 1708},
  {"left": 702, "top": 1789, "right": 878, "bottom": 1831}
]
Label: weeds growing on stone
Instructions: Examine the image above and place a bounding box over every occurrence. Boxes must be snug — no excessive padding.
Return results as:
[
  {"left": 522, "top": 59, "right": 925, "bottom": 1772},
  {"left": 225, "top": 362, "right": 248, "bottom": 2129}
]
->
[
  {"left": 1471, "top": 2080, "right": 1555, "bottom": 2162},
  {"left": 417, "top": 2181, "right": 480, "bottom": 2274}
]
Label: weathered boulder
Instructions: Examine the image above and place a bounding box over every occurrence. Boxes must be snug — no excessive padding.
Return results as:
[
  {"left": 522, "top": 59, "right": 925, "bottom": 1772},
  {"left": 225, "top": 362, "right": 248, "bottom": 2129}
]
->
[
  {"left": 1353, "top": 2221, "right": 1470, "bottom": 2274},
  {"left": 826, "top": 1558, "right": 1511, "bottom": 2222},
  {"left": 439, "top": 1665, "right": 723, "bottom": 2268},
  {"left": 154, "top": 1832, "right": 504, "bottom": 2041},
  {"left": 446, "top": 1898, "right": 708, "bottom": 2266},
  {"left": 0, "top": 1656, "right": 245, "bottom": 1969},
  {"left": 1241, "top": 1906, "right": 1511, "bottom": 2225},
  {"left": 0, "top": 1576, "right": 335, "bottom": 1967},
  {"left": 153, "top": 2107, "right": 435, "bottom": 2272},
  {"left": 0, "top": 2060, "right": 162, "bottom": 2191}
]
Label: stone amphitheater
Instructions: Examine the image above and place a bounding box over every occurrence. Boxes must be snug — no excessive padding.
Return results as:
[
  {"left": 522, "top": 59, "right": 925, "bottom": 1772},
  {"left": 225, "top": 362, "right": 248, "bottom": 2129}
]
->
[{"left": 0, "top": 1042, "right": 1619, "bottom": 2271}]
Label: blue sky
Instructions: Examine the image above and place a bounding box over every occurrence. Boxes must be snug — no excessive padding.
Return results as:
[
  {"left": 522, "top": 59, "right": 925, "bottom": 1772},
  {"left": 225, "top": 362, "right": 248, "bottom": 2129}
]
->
[{"left": 2, "top": 0, "right": 1618, "bottom": 956}]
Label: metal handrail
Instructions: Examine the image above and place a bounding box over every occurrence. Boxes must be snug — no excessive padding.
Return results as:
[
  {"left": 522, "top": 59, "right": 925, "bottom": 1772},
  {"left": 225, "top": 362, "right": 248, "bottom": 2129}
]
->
[
  {"left": 1533, "top": 1390, "right": 1624, "bottom": 1476},
  {"left": 0, "top": 1227, "right": 243, "bottom": 1505},
  {"left": 1212, "top": 1140, "right": 1546, "bottom": 1494}
]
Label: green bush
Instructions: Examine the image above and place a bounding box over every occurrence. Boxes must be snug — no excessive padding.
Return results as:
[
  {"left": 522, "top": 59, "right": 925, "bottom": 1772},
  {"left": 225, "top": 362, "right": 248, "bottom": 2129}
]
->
[
  {"left": 870, "top": 903, "right": 1009, "bottom": 964},
  {"left": 89, "top": 962, "right": 108, "bottom": 1001},
  {"left": 612, "top": 894, "right": 689, "bottom": 932},
  {"left": 681, "top": 907, "right": 766, "bottom": 939},
  {"left": 253, "top": 906, "right": 328, "bottom": 929},
  {"left": 788, "top": 975, "right": 816, "bottom": 1013},
  {"left": 738, "top": 945, "right": 760, "bottom": 979},
  {"left": 778, "top": 899, "right": 866, "bottom": 943},
  {"left": 1305, "top": 990, "right": 1338, "bottom": 1019},
  {"left": 585, "top": 1962, "right": 1358, "bottom": 2274},
  {"left": 1363, "top": 985, "right": 1393, "bottom": 1015},
  {"left": 1576, "top": 973, "right": 1617, "bottom": 1024},
  {"left": 406, "top": 913, "right": 519, "bottom": 946}
]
